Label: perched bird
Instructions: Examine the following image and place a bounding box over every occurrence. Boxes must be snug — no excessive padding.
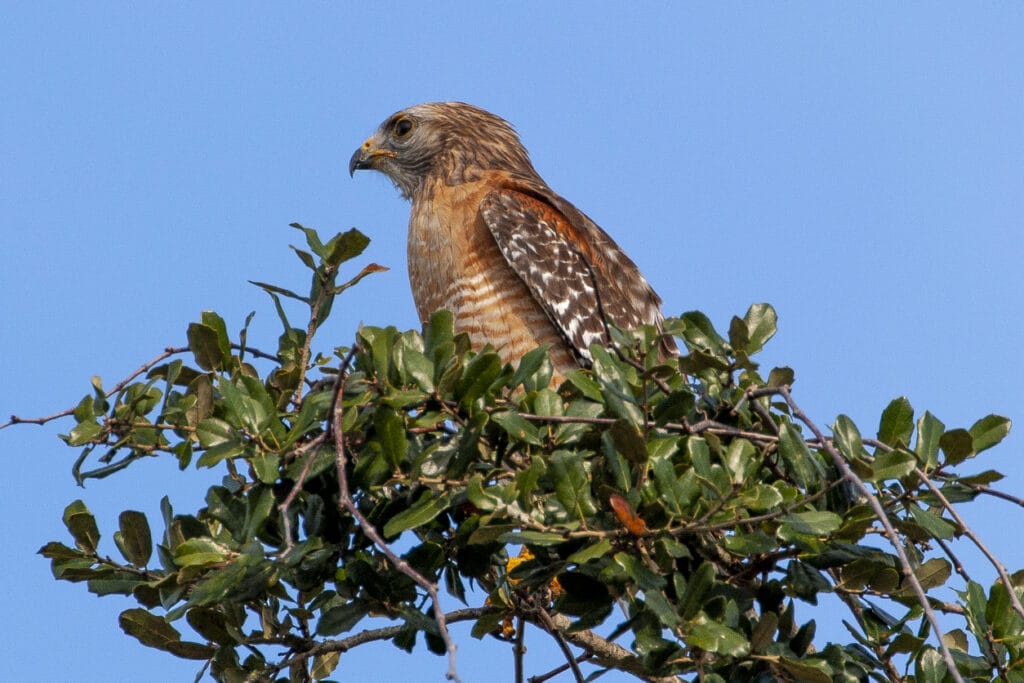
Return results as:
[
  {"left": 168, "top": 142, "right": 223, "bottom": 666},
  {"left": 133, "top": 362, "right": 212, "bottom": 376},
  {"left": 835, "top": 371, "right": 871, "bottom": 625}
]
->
[{"left": 349, "top": 102, "right": 673, "bottom": 379}]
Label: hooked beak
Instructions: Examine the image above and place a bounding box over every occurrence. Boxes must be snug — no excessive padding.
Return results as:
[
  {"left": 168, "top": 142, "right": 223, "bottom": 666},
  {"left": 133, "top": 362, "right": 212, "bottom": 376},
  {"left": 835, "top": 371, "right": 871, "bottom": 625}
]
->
[{"left": 348, "top": 135, "right": 396, "bottom": 177}]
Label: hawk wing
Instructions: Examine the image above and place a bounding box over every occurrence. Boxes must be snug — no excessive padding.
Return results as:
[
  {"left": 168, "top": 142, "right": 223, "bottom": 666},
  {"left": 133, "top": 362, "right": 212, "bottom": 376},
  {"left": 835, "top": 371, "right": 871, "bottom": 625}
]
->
[{"left": 479, "top": 186, "right": 668, "bottom": 365}]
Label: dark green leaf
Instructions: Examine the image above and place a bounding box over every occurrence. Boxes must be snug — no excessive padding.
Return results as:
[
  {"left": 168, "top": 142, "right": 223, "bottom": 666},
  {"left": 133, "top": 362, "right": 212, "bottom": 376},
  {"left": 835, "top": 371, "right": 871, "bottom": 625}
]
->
[
  {"left": 969, "top": 414, "right": 1011, "bottom": 453},
  {"left": 491, "top": 410, "right": 542, "bottom": 446},
  {"left": 382, "top": 490, "right": 452, "bottom": 537},
  {"left": 939, "top": 428, "right": 974, "bottom": 465},
  {"left": 496, "top": 530, "right": 565, "bottom": 546},
  {"left": 116, "top": 510, "right": 152, "bottom": 567},
  {"left": 767, "top": 366, "right": 795, "bottom": 387},
  {"left": 318, "top": 599, "right": 369, "bottom": 636},
  {"left": 187, "top": 323, "right": 225, "bottom": 372},
  {"left": 915, "top": 412, "right": 945, "bottom": 469},
  {"left": 549, "top": 451, "right": 598, "bottom": 519},
  {"left": 119, "top": 608, "right": 212, "bottom": 659},
  {"left": 687, "top": 615, "right": 750, "bottom": 656},
  {"left": 877, "top": 397, "right": 914, "bottom": 447},
  {"left": 871, "top": 449, "right": 916, "bottom": 482},
  {"left": 609, "top": 419, "right": 647, "bottom": 464},
  {"left": 832, "top": 415, "right": 866, "bottom": 462},
  {"left": 743, "top": 303, "right": 777, "bottom": 353},
  {"left": 908, "top": 505, "right": 956, "bottom": 540},
  {"left": 63, "top": 500, "right": 100, "bottom": 553},
  {"left": 324, "top": 228, "right": 370, "bottom": 267},
  {"left": 374, "top": 405, "right": 409, "bottom": 469}
]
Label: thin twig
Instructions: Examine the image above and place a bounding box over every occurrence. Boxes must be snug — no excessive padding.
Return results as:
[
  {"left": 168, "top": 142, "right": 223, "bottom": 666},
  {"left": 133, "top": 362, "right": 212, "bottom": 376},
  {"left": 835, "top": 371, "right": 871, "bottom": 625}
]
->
[
  {"left": 913, "top": 466, "right": 1024, "bottom": 621},
  {"left": 514, "top": 616, "right": 526, "bottom": 683},
  {"left": 534, "top": 606, "right": 584, "bottom": 683},
  {"left": 777, "top": 386, "right": 964, "bottom": 683},
  {"left": 278, "top": 433, "right": 329, "bottom": 552},
  {"left": 2, "top": 345, "right": 188, "bottom": 430},
  {"left": 329, "top": 346, "right": 462, "bottom": 683},
  {"left": 527, "top": 653, "right": 594, "bottom": 683},
  {"left": 269, "top": 608, "right": 488, "bottom": 674}
]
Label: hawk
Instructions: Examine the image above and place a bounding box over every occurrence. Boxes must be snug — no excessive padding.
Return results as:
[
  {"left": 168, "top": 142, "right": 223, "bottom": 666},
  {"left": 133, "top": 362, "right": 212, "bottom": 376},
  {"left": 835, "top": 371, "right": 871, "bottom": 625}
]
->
[{"left": 349, "top": 102, "right": 674, "bottom": 380}]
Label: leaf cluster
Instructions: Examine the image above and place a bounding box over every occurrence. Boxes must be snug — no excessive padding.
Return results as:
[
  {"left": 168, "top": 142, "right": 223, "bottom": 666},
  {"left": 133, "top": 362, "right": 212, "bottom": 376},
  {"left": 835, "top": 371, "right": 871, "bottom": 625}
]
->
[{"left": 35, "top": 225, "right": 1020, "bottom": 683}]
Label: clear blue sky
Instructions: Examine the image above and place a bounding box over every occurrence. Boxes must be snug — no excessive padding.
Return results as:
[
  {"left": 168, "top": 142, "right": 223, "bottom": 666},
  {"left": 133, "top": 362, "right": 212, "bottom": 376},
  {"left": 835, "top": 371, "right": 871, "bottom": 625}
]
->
[{"left": 2, "top": 5, "right": 1021, "bottom": 682}]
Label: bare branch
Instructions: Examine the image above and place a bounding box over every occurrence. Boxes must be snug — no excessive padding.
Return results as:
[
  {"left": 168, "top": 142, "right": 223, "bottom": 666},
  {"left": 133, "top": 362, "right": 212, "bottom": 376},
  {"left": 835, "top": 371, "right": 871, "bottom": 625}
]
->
[
  {"left": 2, "top": 345, "right": 188, "bottom": 430},
  {"left": 914, "top": 466, "right": 1024, "bottom": 621},
  {"left": 329, "top": 347, "right": 462, "bottom": 683},
  {"left": 776, "top": 386, "right": 964, "bottom": 683}
]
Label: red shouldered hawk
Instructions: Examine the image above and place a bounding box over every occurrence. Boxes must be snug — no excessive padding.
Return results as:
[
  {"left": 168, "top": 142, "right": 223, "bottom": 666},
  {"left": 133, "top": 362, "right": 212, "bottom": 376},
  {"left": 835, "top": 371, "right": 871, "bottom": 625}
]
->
[{"left": 349, "top": 102, "right": 674, "bottom": 380}]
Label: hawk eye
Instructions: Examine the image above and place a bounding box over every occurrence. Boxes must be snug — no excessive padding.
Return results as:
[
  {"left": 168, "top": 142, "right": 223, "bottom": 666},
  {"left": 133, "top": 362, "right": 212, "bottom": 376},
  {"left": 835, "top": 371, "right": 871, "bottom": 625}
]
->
[{"left": 393, "top": 117, "right": 414, "bottom": 138}]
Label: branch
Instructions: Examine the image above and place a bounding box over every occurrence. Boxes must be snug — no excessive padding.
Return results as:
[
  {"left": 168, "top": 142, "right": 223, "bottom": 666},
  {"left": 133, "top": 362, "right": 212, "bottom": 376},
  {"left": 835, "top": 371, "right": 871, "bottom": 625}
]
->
[
  {"left": 542, "top": 612, "right": 681, "bottom": 683},
  {"left": 776, "top": 386, "right": 964, "bottom": 683},
  {"left": 913, "top": 466, "right": 1024, "bottom": 621},
  {"left": 2, "top": 345, "right": 189, "bottom": 430},
  {"left": 329, "top": 347, "right": 462, "bottom": 683},
  {"left": 271, "top": 608, "right": 488, "bottom": 674}
]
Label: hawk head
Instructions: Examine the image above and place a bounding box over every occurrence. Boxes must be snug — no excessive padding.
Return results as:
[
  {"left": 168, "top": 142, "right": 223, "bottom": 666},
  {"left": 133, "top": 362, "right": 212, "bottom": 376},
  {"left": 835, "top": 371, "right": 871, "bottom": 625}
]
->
[{"left": 349, "top": 102, "right": 536, "bottom": 199}]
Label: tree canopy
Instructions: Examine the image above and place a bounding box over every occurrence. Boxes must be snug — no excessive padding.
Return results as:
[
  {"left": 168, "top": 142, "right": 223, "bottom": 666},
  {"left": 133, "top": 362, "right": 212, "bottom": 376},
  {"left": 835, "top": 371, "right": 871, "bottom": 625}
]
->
[{"left": 16, "top": 225, "right": 1019, "bottom": 682}]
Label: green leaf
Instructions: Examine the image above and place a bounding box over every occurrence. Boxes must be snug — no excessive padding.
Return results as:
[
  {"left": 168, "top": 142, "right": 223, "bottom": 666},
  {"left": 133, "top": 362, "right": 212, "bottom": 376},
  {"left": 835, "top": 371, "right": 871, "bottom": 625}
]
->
[
  {"left": 311, "top": 651, "right": 341, "bottom": 681},
  {"left": 400, "top": 346, "right": 435, "bottom": 392},
  {"left": 915, "top": 412, "right": 945, "bottom": 470},
  {"left": 291, "top": 222, "right": 326, "bottom": 257},
  {"left": 567, "top": 538, "right": 612, "bottom": 564},
  {"left": 913, "top": 557, "right": 952, "bottom": 590},
  {"left": 938, "top": 428, "right": 974, "bottom": 466},
  {"left": 496, "top": 530, "right": 565, "bottom": 546},
  {"left": 116, "top": 511, "right": 152, "bottom": 567},
  {"left": 877, "top": 397, "right": 914, "bottom": 447},
  {"left": 738, "top": 484, "right": 784, "bottom": 512},
  {"left": 723, "top": 438, "right": 756, "bottom": 484},
  {"left": 678, "top": 562, "right": 714, "bottom": 619},
  {"left": 63, "top": 500, "right": 100, "bottom": 553},
  {"left": 778, "top": 423, "right": 823, "bottom": 490},
  {"left": 549, "top": 451, "right": 598, "bottom": 519},
  {"left": 908, "top": 505, "right": 957, "bottom": 540},
  {"left": 743, "top": 303, "right": 777, "bottom": 353},
  {"left": 510, "top": 344, "right": 552, "bottom": 388},
  {"left": 832, "top": 415, "right": 866, "bottom": 462},
  {"left": 491, "top": 410, "right": 542, "bottom": 446},
  {"left": 195, "top": 418, "right": 245, "bottom": 467},
  {"left": 565, "top": 369, "right": 603, "bottom": 401},
  {"left": 382, "top": 490, "right": 452, "bottom": 537},
  {"left": 778, "top": 657, "right": 833, "bottom": 683},
  {"left": 767, "top": 366, "right": 795, "bottom": 387},
  {"left": 778, "top": 511, "right": 841, "bottom": 549},
  {"left": 722, "top": 531, "right": 777, "bottom": 556},
  {"left": 324, "top": 227, "right": 370, "bottom": 267},
  {"left": 870, "top": 449, "right": 916, "bottom": 482},
  {"left": 679, "top": 311, "right": 728, "bottom": 355},
  {"left": 249, "top": 279, "right": 308, "bottom": 303},
  {"left": 119, "top": 609, "right": 214, "bottom": 660},
  {"left": 613, "top": 552, "right": 665, "bottom": 591},
  {"left": 317, "top": 599, "right": 369, "bottom": 636},
  {"left": 374, "top": 405, "right": 409, "bottom": 469},
  {"left": 200, "top": 310, "right": 231, "bottom": 359},
  {"left": 687, "top": 614, "right": 750, "bottom": 657},
  {"left": 186, "top": 607, "right": 236, "bottom": 646},
  {"left": 174, "top": 538, "right": 231, "bottom": 567},
  {"left": 969, "top": 414, "right": 1011, "bottom": 453},
  {"left": 609, "top": 419, "right": 647, "bottom": 464},
  {"left": 456, "top": 351, "right": 502, "bottom": 409},
  {"left": 187, "top": 321, "right": 226, "bottom": 372}
]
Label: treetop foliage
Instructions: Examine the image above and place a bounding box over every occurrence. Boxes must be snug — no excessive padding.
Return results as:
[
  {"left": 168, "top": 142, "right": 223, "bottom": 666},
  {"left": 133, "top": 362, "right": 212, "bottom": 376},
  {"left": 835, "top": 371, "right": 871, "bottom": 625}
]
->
[{"left": 14, "top": 224, "right": 1019, "bottom": 683}]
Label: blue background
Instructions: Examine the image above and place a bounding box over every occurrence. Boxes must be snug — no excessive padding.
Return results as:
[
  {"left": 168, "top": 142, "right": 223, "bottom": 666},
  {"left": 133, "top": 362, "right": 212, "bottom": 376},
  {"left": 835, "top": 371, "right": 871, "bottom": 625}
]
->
[{"left": 2, "top": 4, "right": 1021, "bottom": 681}]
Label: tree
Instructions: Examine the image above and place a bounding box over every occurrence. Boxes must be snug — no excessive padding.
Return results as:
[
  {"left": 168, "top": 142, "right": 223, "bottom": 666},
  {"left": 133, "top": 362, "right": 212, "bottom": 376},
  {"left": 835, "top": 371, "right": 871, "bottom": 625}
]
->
[{"left": 11, "top": 224, "right": 1019, "bottom": 682}]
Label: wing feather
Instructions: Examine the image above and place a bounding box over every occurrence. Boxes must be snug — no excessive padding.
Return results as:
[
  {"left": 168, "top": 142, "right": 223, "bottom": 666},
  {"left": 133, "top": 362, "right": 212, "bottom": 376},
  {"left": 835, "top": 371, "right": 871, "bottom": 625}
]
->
[{"left": 480, "top": 187, "right": 668, "bottom": 364}]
